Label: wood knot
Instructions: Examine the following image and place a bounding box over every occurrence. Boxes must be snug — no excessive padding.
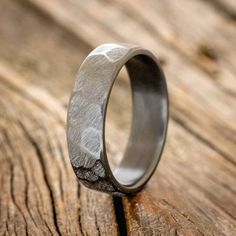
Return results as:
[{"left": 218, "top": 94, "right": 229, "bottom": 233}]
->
[{"left": 197, "top": 44, "right": 218, "bottom": 61}]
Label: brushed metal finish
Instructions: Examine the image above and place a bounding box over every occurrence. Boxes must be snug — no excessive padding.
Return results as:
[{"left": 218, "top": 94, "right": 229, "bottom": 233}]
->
[{"left": 67, "top": 43, "right": 169, "bottom": 194}]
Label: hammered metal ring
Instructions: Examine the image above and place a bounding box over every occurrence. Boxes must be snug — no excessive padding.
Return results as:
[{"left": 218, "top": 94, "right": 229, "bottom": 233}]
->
[{"left": 67, "top": 43, "right": 169, "bottom": 194}]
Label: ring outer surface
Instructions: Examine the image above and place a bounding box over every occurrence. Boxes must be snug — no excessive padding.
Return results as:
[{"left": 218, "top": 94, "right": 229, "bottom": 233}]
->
[{"left": 67, "top": 43, "right": 169, "bottom": 194}]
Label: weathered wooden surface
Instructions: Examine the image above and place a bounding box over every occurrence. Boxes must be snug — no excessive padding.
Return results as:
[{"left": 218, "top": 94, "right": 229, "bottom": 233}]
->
[{"left": 0, "top": 0, "right": 235, "bottom": 235}]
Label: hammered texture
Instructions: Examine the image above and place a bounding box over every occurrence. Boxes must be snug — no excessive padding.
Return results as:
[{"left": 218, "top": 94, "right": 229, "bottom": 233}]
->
[{"left": 67, "top": 43, "right": 137, "bottom": 193}]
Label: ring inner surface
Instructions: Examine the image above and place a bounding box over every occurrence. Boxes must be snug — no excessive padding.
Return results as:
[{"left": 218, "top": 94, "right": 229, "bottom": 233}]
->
[{"left": 112, "top": 54, "right": 168, "bottom": 187}]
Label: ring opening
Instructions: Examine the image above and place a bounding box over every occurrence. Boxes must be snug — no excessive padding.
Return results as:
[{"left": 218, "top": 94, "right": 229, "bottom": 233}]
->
[
  {"left": 106, "top": 54, "right": 168, "bottom": 188},
  {"left": 105, "top": 66, "right": 132, "bottom": 171}
]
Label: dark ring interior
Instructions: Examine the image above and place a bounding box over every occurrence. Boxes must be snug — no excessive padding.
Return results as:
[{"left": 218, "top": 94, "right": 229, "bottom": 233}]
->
[{"left": 112, "top": 54, "right": 168, "bottom": 187}]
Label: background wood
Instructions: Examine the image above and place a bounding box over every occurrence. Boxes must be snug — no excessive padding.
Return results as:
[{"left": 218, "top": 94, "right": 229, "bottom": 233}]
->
[{"left": 0, "top": 0, "right": 235, "bottom": 235}]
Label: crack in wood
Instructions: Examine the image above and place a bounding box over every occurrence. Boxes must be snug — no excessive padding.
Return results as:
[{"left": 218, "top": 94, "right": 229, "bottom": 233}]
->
[
  {"left": 76, "top": 184, "right": 86, "bottom": 236},
  {"left": 94, "top": 212, "right": 101, "bottom": 236},
  {"left": 18, "top": 122, "right": 62, "bottom": 236},
  {"left": 3, "top": 131, "right": 30, "bottom": 235},
  {"left": 8, "top": 159, "right": 29, "bottom": 235},
  {"left": 113, "top": 196, "right": 127, "bottom": 236}
]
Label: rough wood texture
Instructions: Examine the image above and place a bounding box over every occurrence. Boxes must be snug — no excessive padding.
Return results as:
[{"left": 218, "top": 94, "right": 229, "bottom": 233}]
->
[{"left": 0, "top": 0, "right": 235, "bottom": 235}]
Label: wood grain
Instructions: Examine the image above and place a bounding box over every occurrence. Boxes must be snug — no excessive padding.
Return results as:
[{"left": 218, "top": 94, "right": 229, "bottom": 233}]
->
[
  {"left": 0, "top": 0, "right": 235, "bottom": 235},
  {"left": 207, "top": 0, "right": 236, "bottom": 20}
]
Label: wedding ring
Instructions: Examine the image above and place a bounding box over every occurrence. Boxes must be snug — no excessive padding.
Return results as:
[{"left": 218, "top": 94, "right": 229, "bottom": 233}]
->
[{"left": 67, "top": 43, "right": 169, "bottom": 194}]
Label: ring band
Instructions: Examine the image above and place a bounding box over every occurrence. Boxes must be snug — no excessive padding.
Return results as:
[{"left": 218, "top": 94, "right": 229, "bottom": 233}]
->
[{"left": 67, "top": 43, "right": 169, "bottom": 194}]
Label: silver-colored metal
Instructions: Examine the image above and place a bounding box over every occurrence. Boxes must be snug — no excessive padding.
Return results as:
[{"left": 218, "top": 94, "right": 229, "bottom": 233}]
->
[{"left": 67, "top": 43, "right": 169, "bottom": 194}]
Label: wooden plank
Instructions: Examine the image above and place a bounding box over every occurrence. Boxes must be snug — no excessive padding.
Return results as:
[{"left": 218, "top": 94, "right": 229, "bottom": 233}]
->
[
  {"left": 0, "top": 0, "right": 235, "bottom": 235},
  {"left": 0, "top": 62, "right": 119, "bottom": 235}
]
